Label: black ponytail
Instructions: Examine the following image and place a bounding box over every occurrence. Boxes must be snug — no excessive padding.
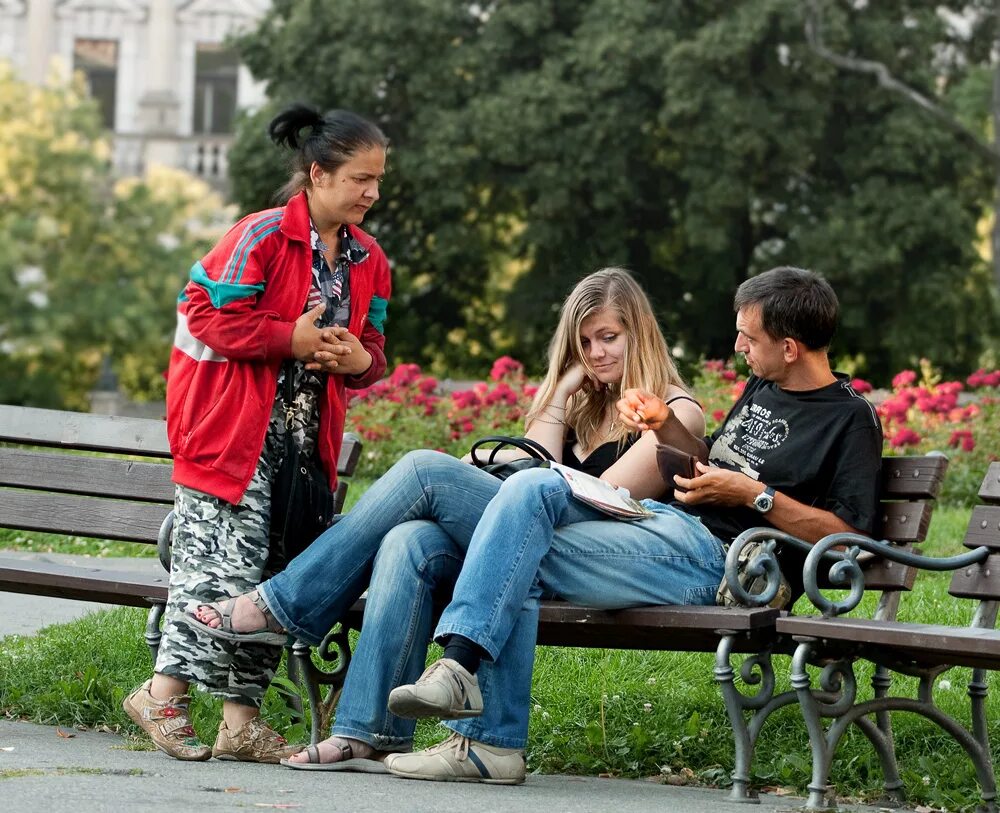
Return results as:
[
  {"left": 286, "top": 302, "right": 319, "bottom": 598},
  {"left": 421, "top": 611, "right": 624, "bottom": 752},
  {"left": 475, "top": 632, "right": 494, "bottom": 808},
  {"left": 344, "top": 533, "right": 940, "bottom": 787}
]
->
[
  {"left": 267, "top": 103, "right": 325, "bottom": 150},
  {"left": 269, "top": 103, "right": 388, "bottom": 203}
]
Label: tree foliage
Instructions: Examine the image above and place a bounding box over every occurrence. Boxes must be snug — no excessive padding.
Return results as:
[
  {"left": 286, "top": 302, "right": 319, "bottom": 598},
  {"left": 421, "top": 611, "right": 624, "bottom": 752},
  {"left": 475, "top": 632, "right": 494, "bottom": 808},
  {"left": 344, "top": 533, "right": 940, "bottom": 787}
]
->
[
  {"left": 231, "top": 0, "right": 998, "bottom": 381},
  {"left": 0, "top": 63, "right": 230, "bottom": 408}
]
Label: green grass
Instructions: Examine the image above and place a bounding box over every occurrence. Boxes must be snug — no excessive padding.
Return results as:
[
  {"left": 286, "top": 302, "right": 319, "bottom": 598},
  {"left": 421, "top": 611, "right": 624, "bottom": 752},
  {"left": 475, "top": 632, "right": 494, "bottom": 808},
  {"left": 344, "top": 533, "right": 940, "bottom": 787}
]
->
[{"left": 0, "top": 504, "right": 995, "bottom": 810}]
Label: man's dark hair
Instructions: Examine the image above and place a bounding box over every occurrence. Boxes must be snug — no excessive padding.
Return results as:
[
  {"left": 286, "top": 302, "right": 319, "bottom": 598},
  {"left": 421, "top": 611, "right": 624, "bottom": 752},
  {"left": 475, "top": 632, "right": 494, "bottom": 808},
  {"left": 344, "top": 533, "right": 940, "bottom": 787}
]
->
[{"left": 733, "top": 267, "right": 839, "bottom": 350}]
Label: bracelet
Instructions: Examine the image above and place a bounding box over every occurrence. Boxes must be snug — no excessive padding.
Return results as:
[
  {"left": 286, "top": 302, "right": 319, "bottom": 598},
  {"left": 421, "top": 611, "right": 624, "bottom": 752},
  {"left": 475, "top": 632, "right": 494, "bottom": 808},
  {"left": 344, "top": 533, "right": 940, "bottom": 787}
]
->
[{"left": 535, "top": 417, "right": 565, "bottom": 426}]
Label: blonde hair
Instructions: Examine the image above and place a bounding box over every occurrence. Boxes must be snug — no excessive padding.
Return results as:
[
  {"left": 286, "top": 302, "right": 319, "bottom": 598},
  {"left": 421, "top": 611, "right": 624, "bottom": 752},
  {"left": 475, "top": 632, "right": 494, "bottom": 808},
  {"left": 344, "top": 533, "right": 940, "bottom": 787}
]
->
[{"left": 526, "top": 267, "right": 688, "bottom": 452}]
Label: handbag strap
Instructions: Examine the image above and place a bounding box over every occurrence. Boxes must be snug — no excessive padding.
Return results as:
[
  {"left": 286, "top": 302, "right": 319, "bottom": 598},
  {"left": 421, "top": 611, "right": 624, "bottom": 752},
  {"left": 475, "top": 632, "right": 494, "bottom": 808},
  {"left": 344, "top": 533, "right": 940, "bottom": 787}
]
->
[{"left": 469, "top": 435, "right": 556, "bottom": 467}]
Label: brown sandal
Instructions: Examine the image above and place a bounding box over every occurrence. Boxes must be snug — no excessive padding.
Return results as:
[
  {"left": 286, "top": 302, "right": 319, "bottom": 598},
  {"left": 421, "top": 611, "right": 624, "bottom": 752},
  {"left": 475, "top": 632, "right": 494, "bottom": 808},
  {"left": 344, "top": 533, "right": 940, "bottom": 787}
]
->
[
  {"left": 191, "top": 590, "right": 287, "bottom": 646},
  {"left": 280, "top": 737, "right": 391, "bottom": 773}
]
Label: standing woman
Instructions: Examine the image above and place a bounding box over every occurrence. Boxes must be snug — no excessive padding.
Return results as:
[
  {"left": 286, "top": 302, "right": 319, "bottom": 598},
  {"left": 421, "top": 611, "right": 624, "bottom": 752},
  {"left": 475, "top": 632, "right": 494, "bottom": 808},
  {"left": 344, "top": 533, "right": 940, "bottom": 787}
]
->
[{"left": 123, "top": 104, "right": 390, "bottom": 763}]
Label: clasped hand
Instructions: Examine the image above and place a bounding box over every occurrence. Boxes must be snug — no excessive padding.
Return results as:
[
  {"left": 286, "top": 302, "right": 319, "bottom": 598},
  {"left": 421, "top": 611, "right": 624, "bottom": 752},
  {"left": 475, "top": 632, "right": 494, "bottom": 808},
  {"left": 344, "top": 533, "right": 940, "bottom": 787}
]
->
[{"left": 291, "top": 304, "right": 371, "bottom": 375}]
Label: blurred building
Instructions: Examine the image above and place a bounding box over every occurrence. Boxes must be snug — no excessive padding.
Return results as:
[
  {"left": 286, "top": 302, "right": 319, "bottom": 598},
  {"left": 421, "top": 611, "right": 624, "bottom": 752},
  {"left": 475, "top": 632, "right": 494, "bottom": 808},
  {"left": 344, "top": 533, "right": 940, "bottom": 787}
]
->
[{"left": 0, "top": 0, "right": 270, "bottom": 193}]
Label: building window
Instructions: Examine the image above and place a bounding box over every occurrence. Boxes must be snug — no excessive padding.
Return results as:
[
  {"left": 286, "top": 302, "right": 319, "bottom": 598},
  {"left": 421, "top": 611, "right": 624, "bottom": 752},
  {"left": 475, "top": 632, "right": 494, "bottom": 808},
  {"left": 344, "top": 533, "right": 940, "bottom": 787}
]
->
[
  {"left": 193, "top": 44, "right": 238, "bottom": 135},
  {"left": 73, "top": 39, "right": 118, "bottom": 130}
]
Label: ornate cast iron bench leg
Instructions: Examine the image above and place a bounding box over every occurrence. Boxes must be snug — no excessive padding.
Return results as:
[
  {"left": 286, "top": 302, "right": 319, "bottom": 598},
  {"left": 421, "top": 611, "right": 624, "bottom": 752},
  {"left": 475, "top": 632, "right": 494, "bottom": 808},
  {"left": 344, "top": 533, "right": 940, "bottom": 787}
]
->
[
  {"left": 791, "top": 638, "right": 999, "bottom": 813},
  {"left": 715, "top": 634, "right": 800, "bottom": 804},
  {"left": 289, "top": 625, "right": 354, "bottom": 745}
]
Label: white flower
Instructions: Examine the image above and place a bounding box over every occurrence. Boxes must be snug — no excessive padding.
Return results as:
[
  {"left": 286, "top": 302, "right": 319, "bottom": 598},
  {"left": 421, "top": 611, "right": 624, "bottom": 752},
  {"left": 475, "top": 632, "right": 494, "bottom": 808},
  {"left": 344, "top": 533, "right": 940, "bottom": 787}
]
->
[
  {"left": 939, "top": 679, "right": 952, "bottom": 691},
  {"left": 541, "top": 711, "right": 550, "bottom": 720},
  {"left": 643, "top": 703, "right": 653, "bottom": 713},
  {"left": 646, "top": 677, "right": 657, "bottom": 685},
  {"left": 533, "top": 704, "right": 542, "bottom": 712}
]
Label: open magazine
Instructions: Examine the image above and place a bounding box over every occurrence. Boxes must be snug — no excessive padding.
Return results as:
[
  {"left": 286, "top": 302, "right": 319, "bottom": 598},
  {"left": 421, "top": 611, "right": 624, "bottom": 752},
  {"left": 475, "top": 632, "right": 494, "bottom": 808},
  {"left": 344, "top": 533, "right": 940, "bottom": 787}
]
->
[{"left": 550, "top": 462, "right": 653, "bottom": 521}]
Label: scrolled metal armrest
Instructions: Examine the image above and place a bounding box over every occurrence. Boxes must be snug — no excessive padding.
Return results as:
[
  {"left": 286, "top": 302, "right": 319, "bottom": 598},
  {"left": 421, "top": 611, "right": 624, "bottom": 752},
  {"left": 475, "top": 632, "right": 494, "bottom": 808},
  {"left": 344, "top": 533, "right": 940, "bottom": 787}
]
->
[
  {"left": 156, "top": 510, "right": 174, "bottom": 573},
  {"left": 724, "top": 527, "right": 803, "bottom": 607},
  {"left": 802, "top": 532, "right": 991, "bottom": 617}
]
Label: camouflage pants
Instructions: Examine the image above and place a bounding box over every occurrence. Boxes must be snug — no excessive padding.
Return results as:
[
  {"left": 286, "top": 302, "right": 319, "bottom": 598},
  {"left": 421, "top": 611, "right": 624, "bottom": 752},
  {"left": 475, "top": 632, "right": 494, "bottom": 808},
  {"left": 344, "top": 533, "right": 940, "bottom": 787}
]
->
[
  {"left": 155, "top": 364, "right": 322, "bottom": 705},
  {"left": 153, "top": 454, "right": 282, "bottom": 706}
]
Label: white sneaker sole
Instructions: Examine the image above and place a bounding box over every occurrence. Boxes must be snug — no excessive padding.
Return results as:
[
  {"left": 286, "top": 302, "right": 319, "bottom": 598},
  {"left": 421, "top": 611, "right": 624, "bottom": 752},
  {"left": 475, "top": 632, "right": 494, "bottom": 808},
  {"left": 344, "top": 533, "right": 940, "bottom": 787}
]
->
[{"left": 387, "top": 689, "right": 483, "bottom": 720}]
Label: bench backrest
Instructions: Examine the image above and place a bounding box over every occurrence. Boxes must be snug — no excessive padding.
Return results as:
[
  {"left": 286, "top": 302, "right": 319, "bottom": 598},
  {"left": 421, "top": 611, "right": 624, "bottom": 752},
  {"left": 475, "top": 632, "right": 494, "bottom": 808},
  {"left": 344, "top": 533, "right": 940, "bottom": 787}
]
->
[
  {"left": 0, "top": 405, "right": 361, "bottom": 546},
  {"left": 949, "top": 461, "right": 1000, "bottom": 602},
  {"left": 851, "top": 454, "right": 950, "bottom": 593}
]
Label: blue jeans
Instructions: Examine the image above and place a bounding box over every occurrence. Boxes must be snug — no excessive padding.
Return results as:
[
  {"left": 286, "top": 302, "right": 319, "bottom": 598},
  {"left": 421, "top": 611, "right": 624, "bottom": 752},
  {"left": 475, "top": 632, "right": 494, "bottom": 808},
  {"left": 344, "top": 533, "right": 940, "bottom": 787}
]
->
[{"left": 259, "top": 450, "right": 725, "bottom": 750}]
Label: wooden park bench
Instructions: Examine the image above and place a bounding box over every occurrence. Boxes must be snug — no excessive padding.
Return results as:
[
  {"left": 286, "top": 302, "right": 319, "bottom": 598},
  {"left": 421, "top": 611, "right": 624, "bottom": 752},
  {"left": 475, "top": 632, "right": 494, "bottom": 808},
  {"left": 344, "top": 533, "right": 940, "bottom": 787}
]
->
[
  {"left": 767, "top": 461, "right": 1000, "bottom": 812},
  {"left": 0, "top": 404, "right": 360, "bottom": 664},
  {"left": 0, "top": 403, "right": 953, "bottom": 804}
]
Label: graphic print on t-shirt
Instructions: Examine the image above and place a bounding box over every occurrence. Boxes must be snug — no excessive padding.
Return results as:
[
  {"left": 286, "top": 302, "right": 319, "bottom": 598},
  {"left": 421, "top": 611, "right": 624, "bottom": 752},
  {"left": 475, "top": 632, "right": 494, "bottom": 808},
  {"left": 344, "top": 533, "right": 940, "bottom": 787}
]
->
[{"left": 709, "top": 401, "right": 789, "bottom": 481}]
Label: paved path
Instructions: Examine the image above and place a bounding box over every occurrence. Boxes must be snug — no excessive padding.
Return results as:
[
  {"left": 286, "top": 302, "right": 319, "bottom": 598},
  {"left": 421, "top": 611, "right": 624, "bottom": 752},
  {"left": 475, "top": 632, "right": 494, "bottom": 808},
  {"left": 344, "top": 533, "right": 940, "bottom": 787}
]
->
[{"left": 0, "top": 720, "right": 897, "bottom": 813}]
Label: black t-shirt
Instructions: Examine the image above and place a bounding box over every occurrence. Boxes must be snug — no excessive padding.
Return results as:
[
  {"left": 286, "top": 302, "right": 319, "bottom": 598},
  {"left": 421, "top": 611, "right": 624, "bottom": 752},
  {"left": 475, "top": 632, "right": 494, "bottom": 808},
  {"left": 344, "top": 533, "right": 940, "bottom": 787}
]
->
[{"left": 677, "top": 374, "right": 883, "bottom": 545}]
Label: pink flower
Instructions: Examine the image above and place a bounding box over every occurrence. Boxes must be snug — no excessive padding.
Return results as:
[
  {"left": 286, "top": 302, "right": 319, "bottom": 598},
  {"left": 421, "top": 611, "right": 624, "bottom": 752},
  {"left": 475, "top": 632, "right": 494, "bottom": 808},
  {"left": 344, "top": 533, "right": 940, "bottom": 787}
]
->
[
  {"left": 850, "top": 378, "right": 872, "bottom": 394},
  {"left": 703, "top": 360, "right": 725, "bottom": 373},
  {"left": 892, "top": 370, "right": 917, "bottom": 390},
  {"left": 890, "top": 428, "right": 922, "bottom": 448},
  {"left": 949, "top": 430, "right": 975, "bottom": 452},
  {"left": 712, "top": 409, "right": 726, "bottom": 423},
  {"left": 418, "top": 377, "right": 438, "bottom": 394},
  {"left": 490, "top": 356, "right": 524, "bottom": 382},
  {"left": 720, "top": 370, "right": 737, "bottom": 382}
]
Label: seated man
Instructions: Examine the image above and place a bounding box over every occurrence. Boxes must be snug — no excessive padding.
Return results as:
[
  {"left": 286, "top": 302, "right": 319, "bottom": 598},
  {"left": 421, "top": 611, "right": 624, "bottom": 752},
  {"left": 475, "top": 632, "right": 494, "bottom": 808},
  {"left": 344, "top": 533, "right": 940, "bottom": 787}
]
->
[{"left": 192, "top": 266, "right": 883, "bottom": 785}]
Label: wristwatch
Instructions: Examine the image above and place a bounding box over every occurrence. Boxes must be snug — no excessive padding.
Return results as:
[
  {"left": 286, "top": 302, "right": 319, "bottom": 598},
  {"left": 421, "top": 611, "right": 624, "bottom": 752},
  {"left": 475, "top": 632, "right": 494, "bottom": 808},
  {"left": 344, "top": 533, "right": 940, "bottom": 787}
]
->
[{"left": 753, "top": 486, "right": 776, "bottom": 514}]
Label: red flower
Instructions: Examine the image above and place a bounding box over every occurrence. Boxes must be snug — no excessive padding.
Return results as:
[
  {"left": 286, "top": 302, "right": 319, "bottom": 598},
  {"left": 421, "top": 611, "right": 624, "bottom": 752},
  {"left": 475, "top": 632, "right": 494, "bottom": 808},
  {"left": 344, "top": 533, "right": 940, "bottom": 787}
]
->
[
  {"left": 892, "top": 370, "right": 917, "bottom": 390},
  {"left": 712, "top": 409, "right": 726, "bottom": 423},
  {"left": 949, "top": 430, "right": 975, "bottom": 452},
  {"left": 890, "top": 427, "right": 922, "bottom": 448},
  {"left": 720, "top": 370, "right": 737, "bottom": 382},
  {"left": 850, "top": 378, "right": 872, "bottom": 394},
  {"left": 490, "top": 356, "right": 524, "bottom": 382},
  {"left": 703, "top": 360, "right": 725, "bottom": 373}
]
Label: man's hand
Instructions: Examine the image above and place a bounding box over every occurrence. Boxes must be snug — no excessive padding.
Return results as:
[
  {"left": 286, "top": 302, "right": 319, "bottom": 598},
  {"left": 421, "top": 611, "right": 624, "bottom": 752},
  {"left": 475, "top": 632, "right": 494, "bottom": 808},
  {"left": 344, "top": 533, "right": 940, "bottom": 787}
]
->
[
  {"left": 290, "top": 304, "right": 342, "bottom": 362},
  {"left": 617, "top": 388, "right": 671, "bottom": 432},
  {"left": 306, "top": 326, "right": 372, "bottom": 375},
  {"left": 672, "top": 462, "right": 760, "bottom": 507}
]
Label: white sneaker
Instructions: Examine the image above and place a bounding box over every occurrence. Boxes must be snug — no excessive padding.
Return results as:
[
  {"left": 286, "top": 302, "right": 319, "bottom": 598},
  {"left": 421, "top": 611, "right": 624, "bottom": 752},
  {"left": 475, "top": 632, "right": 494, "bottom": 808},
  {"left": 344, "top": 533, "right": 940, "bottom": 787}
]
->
[
  {"left": 384, "top": 732, "right": 525, "bottom": 784},
  {"left": 388, "top": 658, "right": 483, "bottom": 719}
]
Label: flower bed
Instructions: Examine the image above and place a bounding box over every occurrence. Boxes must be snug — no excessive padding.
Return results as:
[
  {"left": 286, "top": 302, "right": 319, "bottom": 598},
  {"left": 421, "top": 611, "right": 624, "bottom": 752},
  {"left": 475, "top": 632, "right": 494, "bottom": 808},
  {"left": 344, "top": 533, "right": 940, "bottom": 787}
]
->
[{"left": 349, "top": 357, "right": 999, "bottom": 506}]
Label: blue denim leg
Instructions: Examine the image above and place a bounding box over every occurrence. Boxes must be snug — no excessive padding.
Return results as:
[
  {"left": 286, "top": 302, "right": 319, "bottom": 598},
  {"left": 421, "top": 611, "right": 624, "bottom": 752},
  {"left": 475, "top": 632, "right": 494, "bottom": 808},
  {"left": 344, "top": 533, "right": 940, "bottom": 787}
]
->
[
  {"left": 434, "top": 467, "right": 601, "bottom": 659},
  {"left": 436, "top": 490, "right": 726, "bottom": 749},
  {"left": 332, "top": 521, "right": 463, "bottom": 750},
  {"left": 445, "top": 589, "right": 541, "bottom": 750},
  {"left": 258, "top": 449, "right": 501, "bottom": 643}
]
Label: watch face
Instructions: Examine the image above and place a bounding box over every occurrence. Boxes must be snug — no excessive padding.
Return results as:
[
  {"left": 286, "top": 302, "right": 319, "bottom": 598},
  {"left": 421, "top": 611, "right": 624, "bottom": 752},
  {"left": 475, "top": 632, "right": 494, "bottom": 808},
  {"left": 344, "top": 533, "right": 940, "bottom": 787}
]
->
[{"left": 754, "top": 492, "right": 773, "bottom": 512}]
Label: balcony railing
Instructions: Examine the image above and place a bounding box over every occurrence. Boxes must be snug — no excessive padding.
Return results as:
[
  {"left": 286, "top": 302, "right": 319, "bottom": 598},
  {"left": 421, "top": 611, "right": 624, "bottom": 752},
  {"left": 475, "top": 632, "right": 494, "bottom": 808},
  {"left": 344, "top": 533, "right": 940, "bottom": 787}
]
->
[{"left": 111, "top": 133, "right": 234, "bottom": 190}]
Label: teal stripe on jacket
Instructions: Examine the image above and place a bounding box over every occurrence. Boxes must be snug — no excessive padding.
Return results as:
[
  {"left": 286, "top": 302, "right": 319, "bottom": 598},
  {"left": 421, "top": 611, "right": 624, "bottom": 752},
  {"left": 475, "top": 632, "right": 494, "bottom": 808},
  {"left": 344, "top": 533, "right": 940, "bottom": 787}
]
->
[
  {"left": 223, "top": 213, "right": 283, "bottom": 284},
  {"left": 188, "top": 261, "right": 264, "bottom": 308},
  {"left": 368, "top": 295, "right": 388, "bottom": 334}
]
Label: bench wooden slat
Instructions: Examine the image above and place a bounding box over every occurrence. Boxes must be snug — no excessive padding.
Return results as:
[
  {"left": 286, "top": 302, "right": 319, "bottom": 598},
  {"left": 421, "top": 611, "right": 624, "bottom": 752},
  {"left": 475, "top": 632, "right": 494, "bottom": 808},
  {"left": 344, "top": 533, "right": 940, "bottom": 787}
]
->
[
  {"left": 535, "top": 603, "right": 782, "bottom": 653},
  {"left": 949, "top": 553, "right": 1000, "bottom": 600},
  {"left": 855, "top": 551, "right": 918, "bottom": 591},
  {"left": 979, "top": 462, "right": 1000, "bottom": 502},
  {"left": 0, "top": 407, "right": 362, "bottom": 477},
  {"left": 0, "top": 491, "right": 168, "bottom": 543},
  {"left": 877, "top": 501, "right": 934, "bottom": 543},
  {"left": 880, "top": 455, "right": 949, "bottom": 500},
  {"left": 777, "top": 615, "right": 1000, "bottom": 671},
  {"left": 963, "top": 505, "right": 1000, "bottom": 550},
  {"left": 0, "top": 449, "right": 175, "bottom": 502},
  {"left": 0, "top": 405, "right": 171, "bottom": 457},
  {"left": 0, "top": 557, "right": 168, "bottom": 608}
]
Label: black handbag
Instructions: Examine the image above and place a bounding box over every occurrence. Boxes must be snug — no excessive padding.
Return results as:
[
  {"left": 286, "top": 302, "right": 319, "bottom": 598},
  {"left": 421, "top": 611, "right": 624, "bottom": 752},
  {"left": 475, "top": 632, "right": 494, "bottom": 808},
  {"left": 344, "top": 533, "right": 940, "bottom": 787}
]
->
[
  {"left": 267, "top": 362, "right": 336, "bottom": 572},
  {"left": 469, "top": 435, "right": 555, "bottom": 481}
]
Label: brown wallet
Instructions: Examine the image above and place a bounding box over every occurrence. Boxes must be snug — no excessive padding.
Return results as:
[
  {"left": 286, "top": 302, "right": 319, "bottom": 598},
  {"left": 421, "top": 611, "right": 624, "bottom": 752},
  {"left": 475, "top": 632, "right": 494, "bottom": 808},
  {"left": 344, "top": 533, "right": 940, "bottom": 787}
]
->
[{"left": 655, "top": 443, "right": 698, "bottom": 495}]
